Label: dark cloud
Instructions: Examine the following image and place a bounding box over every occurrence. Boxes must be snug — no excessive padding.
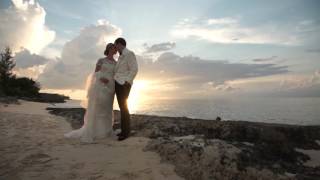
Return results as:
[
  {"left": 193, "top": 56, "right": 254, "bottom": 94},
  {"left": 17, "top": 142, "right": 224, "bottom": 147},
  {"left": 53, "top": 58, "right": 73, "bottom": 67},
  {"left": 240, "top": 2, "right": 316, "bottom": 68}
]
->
[
  {"left": 306, "top": 48, "right": 320, "bottom": 53},
  {"left": 137, "top": 52, "right": 289, "bottom": 88},
  {"left": 15, "top": 49, "right": 50, "bottom": 68},
  {"left": 252, "top": 56, "right": 277, "bottom": 62},
  {"left": 144, "top": 42, "right": 176, "bottom": 53}
]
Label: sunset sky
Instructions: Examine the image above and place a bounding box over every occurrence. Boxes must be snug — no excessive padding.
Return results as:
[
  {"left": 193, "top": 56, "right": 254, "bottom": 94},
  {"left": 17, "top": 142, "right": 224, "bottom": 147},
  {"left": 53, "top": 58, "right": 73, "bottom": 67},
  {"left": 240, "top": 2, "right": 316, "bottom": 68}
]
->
[{"left": 1, "top": 0, "right": 320, "bottom": 101}]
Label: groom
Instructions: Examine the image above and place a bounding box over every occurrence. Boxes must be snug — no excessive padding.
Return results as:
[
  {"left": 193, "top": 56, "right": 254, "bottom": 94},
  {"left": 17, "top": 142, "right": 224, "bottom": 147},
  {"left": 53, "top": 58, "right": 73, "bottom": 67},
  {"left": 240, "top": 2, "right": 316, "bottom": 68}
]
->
[{"left": 114, "top": 37, "right": 138, "bottom": 141}]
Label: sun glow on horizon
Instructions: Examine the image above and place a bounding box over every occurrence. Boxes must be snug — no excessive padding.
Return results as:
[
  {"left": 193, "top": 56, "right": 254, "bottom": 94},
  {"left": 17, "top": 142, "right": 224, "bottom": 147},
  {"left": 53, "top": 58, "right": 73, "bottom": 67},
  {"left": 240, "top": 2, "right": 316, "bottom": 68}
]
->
[
  {"left": 41, "top": 79, "right": 153, "bottom": 112},
  {"left": 127, "top": 80, "right": 150, "bottom": 113}
]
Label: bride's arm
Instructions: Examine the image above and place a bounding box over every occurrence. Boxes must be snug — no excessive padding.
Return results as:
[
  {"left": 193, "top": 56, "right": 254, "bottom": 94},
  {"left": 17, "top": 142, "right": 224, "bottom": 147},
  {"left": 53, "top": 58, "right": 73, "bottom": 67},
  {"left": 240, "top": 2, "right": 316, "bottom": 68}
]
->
[
  {"left": 95, "top": 64, "right": 102, "bottom": 72},
  {"left": 100, "top": 78, "right": 109, "bottom": 84},
  {"left": 95, "top": 59, "right": 103, "bottom": 72},
  {"left": 94, "top": 59, "right": 109, "bottom": 85}
]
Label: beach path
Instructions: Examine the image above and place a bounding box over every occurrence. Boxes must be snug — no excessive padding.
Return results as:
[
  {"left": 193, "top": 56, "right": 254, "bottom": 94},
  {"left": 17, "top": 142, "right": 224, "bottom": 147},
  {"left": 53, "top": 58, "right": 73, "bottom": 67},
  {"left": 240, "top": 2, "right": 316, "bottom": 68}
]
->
[{"left": 0, "top": 100, "right": 184, "bottom": 180}]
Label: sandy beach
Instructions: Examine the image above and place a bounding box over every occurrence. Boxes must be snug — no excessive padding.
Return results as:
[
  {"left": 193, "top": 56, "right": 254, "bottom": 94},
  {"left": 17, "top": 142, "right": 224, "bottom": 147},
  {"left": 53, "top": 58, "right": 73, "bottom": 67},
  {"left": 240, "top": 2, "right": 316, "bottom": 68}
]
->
[
  {"left": 1, "top": 100, "right": 320, "bottom": 180},
  {"left": 0, "top": 100, "right": 184, "bottom": 180}
]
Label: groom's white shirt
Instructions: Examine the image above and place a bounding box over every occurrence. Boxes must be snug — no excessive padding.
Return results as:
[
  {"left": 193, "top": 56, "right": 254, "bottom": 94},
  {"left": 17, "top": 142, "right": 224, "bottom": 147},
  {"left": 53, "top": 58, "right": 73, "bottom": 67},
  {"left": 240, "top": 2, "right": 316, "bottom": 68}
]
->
[{"left": 115, "top": 47, "right": 138, "bottom": 85}]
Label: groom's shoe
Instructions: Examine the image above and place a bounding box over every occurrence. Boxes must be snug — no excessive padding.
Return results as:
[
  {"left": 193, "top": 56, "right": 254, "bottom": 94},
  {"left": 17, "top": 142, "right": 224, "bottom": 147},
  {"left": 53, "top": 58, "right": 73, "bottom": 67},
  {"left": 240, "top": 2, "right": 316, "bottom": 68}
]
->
[
  {"left": 116, "top": 133, "right": 123, "bottom": 137},
  {"left": 118, "top": 135, "right": 128, "bottom": 141}
]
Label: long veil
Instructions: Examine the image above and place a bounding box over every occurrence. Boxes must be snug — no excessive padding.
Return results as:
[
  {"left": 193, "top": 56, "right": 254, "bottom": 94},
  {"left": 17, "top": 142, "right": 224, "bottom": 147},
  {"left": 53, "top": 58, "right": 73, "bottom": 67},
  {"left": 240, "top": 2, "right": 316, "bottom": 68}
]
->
[
  {"left": 80, "top": 72, "right": 95, "bottom": 109},
  {"left": 65, "top": 72, "right": 98, "bottom": 142}
]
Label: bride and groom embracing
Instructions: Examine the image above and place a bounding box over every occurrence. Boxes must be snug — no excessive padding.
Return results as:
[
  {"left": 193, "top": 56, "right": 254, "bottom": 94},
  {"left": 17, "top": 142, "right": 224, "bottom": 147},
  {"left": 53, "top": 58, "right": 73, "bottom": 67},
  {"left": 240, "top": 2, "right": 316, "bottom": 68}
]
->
[{"left": 64, "top": 37, "right": 138, "bottom": 142}]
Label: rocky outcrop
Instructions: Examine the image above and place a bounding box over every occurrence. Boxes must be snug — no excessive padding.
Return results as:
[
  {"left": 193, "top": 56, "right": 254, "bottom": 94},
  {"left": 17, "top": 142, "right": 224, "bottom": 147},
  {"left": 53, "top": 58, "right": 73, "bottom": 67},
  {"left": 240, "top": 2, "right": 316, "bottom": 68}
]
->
[
  {"left": 146, "top": 136, "right": 295, "bottom": 180},
  {"left": 47, "top": 107, "right": 320, "bottom": 180},
  {"left": 21, "top": 93, "right": 69, "bottom": 103}
]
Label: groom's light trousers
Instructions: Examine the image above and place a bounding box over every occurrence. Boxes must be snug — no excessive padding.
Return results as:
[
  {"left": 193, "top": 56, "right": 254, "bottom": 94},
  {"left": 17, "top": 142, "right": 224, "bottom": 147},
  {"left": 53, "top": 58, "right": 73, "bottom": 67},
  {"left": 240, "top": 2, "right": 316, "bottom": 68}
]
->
[{"left": 115, "top": 81, "right": 132, "bottom": 137}]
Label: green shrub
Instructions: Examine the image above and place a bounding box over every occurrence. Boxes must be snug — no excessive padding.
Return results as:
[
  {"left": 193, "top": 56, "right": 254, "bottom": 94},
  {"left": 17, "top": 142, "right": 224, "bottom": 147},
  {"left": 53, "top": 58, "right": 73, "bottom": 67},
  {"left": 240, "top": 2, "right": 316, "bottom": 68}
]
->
[{"left": 1, "top": 47, "right": 40, "bottom": 97}]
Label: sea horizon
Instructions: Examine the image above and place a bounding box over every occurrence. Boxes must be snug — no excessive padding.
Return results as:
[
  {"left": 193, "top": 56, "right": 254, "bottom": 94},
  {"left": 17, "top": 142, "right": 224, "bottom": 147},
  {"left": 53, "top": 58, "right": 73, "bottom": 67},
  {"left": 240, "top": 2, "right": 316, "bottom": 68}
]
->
[{"left": 49, "top": 96, "right": 320, "bottom": 126}]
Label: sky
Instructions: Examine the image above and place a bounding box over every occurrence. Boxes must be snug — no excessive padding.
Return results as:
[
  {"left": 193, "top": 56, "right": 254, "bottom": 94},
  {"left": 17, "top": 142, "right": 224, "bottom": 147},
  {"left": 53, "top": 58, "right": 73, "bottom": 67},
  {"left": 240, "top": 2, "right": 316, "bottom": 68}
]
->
[{"left": 0, "top": 0, "right": 320, "bottom": 101}]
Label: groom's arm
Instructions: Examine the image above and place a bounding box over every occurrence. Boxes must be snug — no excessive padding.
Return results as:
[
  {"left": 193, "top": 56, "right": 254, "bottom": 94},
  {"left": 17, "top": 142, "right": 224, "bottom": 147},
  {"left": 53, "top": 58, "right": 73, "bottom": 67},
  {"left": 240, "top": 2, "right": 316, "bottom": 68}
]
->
[{"left": 125, "top": 52, "right": 138, "bottom": 84}]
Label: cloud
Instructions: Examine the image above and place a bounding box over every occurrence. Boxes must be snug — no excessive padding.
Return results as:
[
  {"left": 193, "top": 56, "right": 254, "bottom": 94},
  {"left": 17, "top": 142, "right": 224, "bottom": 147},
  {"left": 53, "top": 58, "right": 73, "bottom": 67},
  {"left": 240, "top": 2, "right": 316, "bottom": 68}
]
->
[
  {"left": 36, "top": 40, "right": 289, "bottom": 96},
  {"left": 0, "top": 0, "right": 55, "bottom": 53},
  {"left": 279, "top": 70, "right": 320, "bottom": 91},
  {"left": 139, "top": 52, "right": 289, "bottom": 81},
  {"left": 170, "top": 17, "right": 300, "bottom": 45},
  {"left": 137, "top": 52, "right": 289, "bottom": 95},
  {"left": 276, "top": 71, "right": 320, "bottom": 97},
  {"left": 207, "top": 18, "right": 237, "bottom": 25},
  {"left": 13, "top": 65, "right": 46, "bottom": 80},
  {"left": 205, "top": 81, "right": 239, "bottom": 92},
  {"left": 310, "top": 70, "right": 320, "bottom": 84},
  {"left": 38, "top": 20, "right": 122, "bottom": 89},
  {"left": 14, "top": 48, "right": 50, "bottom": 68},
  {"left": 143, "top": 42, "right": 176, "bottom": 53}
]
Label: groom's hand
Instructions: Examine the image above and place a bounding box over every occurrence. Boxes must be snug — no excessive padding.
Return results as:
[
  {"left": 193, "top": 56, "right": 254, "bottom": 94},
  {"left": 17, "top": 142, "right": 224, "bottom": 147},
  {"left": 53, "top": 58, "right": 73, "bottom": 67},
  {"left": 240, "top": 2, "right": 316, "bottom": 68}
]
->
[
  {"left": 124, "top": 81, "right": 130, "bottom": 86},
  {"left": 100, "top": 78, "right": 109, "bottom": 84}
]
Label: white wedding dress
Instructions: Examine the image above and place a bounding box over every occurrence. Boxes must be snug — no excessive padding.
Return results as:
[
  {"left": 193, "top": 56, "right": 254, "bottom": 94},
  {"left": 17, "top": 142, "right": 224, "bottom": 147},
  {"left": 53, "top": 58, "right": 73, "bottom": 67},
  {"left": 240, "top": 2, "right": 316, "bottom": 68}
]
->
[{"left": 64, "top": 57, "right": 116, "bottom": 142}]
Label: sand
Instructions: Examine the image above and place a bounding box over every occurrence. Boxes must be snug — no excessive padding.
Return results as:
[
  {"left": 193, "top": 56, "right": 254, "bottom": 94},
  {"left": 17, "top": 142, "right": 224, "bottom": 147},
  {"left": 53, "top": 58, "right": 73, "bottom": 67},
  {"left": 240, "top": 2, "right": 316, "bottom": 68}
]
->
[{"left": 0, "top": 100, "right": 184, "bottom": 180}]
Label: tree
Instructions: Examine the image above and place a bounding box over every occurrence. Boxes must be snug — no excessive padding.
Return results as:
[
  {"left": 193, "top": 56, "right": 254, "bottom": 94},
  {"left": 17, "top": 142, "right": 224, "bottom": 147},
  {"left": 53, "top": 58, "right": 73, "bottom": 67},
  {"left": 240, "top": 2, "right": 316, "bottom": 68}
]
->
[
  {"left": 7, "top": 77, "right": 40, "bottom": 97},
  {"left": 0, "top": 47, "right": 15, "bottom": 95},
  {"left": 0, "top": 47, "right": 43, "bottom": 98}
]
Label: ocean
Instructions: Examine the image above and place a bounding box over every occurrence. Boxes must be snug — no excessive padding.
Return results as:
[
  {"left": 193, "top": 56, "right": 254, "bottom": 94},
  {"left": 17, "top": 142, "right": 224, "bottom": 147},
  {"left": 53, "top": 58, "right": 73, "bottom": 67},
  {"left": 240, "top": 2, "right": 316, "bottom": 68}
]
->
[{"left": 49, "top": 97, "right": 320, "bottom": 125}]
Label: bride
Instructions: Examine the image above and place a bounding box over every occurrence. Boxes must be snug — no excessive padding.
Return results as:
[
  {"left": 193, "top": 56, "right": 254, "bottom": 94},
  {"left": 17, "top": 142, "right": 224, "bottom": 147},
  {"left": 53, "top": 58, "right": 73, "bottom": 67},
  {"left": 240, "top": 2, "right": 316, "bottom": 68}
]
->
[{"left": 64, "top": 43, "right": 117, "bottom": 142}]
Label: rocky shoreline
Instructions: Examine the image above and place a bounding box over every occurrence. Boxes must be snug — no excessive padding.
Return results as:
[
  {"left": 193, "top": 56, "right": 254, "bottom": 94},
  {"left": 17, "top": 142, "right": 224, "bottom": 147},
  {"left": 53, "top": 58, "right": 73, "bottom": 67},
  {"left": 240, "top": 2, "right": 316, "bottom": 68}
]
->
[
  {"left": 22, "top": 93, "right": 70, "bottom": 103},
  {"left": 47, "top": 107, "right": 320, "bottom": 180}
]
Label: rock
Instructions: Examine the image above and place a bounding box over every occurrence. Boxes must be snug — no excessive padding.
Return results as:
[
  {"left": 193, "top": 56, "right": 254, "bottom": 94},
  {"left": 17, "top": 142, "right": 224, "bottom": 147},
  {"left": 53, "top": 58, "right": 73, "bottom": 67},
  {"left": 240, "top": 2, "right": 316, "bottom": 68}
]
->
[{"left": 21, "top": 93, "right": 69, "bottom": 103}]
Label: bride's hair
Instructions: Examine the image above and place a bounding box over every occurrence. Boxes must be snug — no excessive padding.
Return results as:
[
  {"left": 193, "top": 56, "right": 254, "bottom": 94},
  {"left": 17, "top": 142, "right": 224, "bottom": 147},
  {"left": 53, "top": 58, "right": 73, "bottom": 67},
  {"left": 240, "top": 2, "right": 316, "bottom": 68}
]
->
[{"left": 104, "top": 43, "right": 114, "bottom": 56}]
